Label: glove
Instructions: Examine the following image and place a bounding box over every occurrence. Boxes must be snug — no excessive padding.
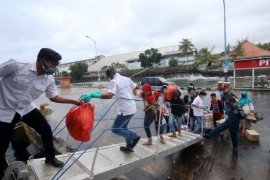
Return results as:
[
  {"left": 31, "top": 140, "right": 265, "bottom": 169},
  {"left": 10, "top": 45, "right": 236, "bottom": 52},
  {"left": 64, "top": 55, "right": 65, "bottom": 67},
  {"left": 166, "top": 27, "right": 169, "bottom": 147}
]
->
[
  {"left": 204, "top": 104, "right": 209, "bottom": 109},
  {"left": 80, "top": 91, "right": 102, "bottom": 103}
]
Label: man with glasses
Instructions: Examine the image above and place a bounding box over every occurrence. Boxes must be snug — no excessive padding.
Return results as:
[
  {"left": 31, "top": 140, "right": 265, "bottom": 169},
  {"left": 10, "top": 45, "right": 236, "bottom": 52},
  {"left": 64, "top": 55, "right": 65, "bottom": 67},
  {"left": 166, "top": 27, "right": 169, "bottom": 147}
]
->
[{"left": 0, "top": 48, "right": 81, "bottom": 178}]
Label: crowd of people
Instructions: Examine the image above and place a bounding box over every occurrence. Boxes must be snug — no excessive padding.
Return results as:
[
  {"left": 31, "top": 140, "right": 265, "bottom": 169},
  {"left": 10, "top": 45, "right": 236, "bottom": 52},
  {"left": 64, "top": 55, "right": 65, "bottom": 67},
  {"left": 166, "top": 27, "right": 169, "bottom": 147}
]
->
[
  {"left": 0, "top": 48, "right": 256, "bottom": 178},
  {"left": 82, "top": 72, "right": 255, "bottom": 160}
]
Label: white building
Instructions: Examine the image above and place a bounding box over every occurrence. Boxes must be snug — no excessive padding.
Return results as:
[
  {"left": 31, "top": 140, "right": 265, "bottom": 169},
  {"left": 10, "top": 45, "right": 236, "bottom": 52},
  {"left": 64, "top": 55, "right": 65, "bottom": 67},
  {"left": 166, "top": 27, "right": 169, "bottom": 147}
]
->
[{"left": 58, "top": 45, "right": 196, "bottom": 73}]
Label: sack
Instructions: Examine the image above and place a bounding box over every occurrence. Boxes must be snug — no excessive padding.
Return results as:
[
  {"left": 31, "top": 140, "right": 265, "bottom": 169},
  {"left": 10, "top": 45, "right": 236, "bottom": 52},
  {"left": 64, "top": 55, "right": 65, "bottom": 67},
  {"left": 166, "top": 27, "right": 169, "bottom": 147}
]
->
[
  {"left": 164, "top": 85, "right": 178, "bottom": 101},
  {"left": 247, "top": 113, "right": 257, "bottom": 123},
  {"left": 66, "top": 103, "right": 95, "bottom": 142}
]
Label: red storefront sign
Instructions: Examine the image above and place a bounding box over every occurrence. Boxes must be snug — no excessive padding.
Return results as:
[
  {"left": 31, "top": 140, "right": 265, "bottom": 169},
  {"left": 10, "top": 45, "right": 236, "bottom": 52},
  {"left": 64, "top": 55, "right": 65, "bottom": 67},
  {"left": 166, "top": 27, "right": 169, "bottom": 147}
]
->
[{"left": 234, "top": 58, "right": 270, "bottom": 69}]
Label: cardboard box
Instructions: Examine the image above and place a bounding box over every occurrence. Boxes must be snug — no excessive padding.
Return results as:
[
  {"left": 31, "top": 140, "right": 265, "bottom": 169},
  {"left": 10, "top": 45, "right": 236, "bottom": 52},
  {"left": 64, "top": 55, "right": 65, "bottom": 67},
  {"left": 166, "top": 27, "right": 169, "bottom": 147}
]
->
[
  {"left": 247, "top": 113, "right": 257, "bottom": 123},
  {"left": 246, "top": 130, "right": 259, "bottom": 142}
]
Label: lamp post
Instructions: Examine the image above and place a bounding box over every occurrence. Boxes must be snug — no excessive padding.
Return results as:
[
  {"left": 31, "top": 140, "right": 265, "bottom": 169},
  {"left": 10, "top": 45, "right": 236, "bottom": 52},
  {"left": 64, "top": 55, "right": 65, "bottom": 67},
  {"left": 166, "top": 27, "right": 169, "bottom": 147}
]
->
[
  {"left": 86, "top": 35, "right": 100, "bottom": 82},
  {"left": 223, "top": 0, "right": 228, "bottom": 82}
]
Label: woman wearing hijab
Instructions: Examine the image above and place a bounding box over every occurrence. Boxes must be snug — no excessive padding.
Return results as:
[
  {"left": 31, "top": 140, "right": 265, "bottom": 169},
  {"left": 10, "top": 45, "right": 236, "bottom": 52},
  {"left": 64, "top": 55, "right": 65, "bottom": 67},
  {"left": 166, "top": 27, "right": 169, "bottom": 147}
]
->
[{"left": 237, "top": 91, "right": 255, "bottom": 129}]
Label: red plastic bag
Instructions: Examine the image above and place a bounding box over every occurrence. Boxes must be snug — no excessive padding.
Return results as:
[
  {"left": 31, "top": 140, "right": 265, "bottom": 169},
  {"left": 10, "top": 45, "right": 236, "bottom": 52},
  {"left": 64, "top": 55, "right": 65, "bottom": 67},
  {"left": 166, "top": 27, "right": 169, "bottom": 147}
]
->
[{"left": 66, "top": 103, "right": 95, "bottom": 142}]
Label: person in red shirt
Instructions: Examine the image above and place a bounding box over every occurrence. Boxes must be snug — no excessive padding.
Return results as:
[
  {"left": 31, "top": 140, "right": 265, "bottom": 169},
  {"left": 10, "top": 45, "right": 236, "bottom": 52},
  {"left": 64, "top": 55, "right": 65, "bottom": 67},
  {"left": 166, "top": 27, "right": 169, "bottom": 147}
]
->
[
  {"left": 141, "top": 84, "right": 165, "bottom": 144},
  {"left": 210, "top": 93, "right": 224, "bottom": 127}
]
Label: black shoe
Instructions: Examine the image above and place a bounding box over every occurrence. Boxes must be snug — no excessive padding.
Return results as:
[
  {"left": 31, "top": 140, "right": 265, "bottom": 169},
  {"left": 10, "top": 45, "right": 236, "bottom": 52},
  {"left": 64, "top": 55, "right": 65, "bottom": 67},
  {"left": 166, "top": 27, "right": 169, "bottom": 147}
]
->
[
  {"left": 130, "top": 135, "right": 141, "bottom": 148},
  {"left": 203, "top": 134, "right": 210, "bottom": 139},
  {"left": 45, "top": 157, "right": 64, "bottom": 167},
  {"left": 232, "top": 148, "right": 238, "bottom": 156},
  {"left": 120, "top": 146, "right": 134, "bottom": 152}
]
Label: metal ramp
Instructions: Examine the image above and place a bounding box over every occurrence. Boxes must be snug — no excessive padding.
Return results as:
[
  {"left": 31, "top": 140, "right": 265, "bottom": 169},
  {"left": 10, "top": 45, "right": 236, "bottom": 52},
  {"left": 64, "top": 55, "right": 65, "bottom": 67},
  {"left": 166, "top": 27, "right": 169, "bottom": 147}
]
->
[{"left": 28, "top": 131, "right": 202, "bottom": 180}]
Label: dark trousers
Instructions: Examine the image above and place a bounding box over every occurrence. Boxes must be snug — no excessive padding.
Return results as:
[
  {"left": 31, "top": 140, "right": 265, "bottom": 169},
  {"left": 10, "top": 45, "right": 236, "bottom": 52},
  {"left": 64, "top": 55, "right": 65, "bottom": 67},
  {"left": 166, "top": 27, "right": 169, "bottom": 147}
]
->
[
  {"left": 0, "top": 109, "right": 55, "bottom": 178},
  {"left": 163, "top": 115, "right": 170, "bottom": 133},
  {"left": 213, "top": 113, "right": 223, "bottom": 127},
  {"left": 144, "top": 110, "right": 163, "bottom": 139},
  {"left": 207, "top": 120, "right": 239, "bottom": 148}
]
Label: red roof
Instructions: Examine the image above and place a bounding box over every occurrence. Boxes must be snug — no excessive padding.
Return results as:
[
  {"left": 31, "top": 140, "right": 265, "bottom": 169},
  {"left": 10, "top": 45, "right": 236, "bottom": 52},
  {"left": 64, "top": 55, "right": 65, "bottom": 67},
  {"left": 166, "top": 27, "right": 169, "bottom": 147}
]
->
[{"left": 221, "top": 40, "right": 270, "bottom": 60}]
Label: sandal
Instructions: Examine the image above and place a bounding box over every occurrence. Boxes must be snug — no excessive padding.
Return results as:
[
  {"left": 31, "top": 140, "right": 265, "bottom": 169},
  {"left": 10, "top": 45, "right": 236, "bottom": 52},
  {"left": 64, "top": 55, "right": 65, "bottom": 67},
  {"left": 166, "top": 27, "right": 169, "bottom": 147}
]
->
[
  {"left": 143, "top": 140, "right": 152, "bottom": 145},
  {"left": 169, "top": 133, "right": 177, "bottom": 138},
  {"left": 160, "top": 139, "right": 166, "bottom": 144}
]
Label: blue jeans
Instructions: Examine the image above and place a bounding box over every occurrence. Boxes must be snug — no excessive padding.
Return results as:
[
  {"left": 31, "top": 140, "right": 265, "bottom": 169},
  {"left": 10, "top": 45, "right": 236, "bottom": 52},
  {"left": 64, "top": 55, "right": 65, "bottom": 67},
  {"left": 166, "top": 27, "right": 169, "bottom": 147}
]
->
[
  {"left": 193, "top": 116, "right": 203, "bottom": 134},
  {"left": 189, "top": 116, "right": 195, "bottom": 131},
  {"left": 112, "top": 113, "right": 139, "bottom": 148},
  {"left": 163, "top": 115, "right": 170, "bottom": 133},
  {"left": 207, "top": 120, "right": 239, "bottom": 148},
  {"left": 169, "top": 114, "right": 182, "bottom": 132}
]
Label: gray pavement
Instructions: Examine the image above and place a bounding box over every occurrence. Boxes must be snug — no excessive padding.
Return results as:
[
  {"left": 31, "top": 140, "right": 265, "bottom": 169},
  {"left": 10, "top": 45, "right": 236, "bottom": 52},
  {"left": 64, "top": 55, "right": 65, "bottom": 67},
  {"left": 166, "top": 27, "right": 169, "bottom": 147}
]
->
[{"left": 8, "top": 88, "right": 270, "bottom": 179}]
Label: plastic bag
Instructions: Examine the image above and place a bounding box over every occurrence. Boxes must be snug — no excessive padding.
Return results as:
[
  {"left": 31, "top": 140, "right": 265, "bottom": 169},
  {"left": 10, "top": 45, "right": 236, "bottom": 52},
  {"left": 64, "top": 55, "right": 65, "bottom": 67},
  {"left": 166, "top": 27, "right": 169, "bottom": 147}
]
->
[{"left": 66, "top": 103, "right": 95, "bottom": 142}]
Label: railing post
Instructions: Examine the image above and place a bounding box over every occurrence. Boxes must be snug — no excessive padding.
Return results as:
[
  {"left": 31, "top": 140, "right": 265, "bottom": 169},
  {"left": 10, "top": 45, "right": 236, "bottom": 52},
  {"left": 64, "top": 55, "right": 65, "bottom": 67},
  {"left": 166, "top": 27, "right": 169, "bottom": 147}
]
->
[
  {"left": 90, "top": 100, "right": 117, "bottom": 179},
  {"left": 90, "top": 139, "right": 102, "bottom": 179},
  {"left": 155, "top": 103, "right": 163, "bottom": 157}
]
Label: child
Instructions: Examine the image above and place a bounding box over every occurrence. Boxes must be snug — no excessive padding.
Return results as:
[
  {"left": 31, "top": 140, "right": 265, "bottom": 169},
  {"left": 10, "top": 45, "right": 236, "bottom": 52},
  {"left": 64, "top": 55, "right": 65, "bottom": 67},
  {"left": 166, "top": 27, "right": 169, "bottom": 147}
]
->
[{"left": 210, "top": 93, "right": 224, "bottom": 127}]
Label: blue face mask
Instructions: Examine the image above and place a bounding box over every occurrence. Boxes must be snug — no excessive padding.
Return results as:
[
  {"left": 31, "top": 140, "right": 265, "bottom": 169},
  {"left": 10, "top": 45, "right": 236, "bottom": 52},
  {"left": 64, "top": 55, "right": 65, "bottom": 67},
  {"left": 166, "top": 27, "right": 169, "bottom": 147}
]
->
[
  {"left": 43, "top": 61, "right": 57, "bottom": 75},
  {"left": 201, "top": 96, "right": 205, "bottom": 100},
  {"left": 44, "top": 67, "right": 57, "bottom": 75}
]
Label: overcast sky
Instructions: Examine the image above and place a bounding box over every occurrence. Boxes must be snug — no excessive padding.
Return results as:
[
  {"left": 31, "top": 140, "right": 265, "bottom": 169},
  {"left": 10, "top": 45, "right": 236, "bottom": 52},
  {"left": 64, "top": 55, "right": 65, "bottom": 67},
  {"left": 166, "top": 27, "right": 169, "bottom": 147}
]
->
[{"left": 0, "top": 0, "right": 269, "bottom": 64}]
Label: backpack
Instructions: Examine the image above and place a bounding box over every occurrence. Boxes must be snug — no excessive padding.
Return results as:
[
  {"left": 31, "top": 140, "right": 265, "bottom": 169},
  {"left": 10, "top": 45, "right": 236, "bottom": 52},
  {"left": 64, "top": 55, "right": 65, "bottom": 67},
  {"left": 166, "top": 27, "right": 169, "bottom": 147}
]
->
[{"left": 165, "top": 85, "right": 178, "bottom": 101}]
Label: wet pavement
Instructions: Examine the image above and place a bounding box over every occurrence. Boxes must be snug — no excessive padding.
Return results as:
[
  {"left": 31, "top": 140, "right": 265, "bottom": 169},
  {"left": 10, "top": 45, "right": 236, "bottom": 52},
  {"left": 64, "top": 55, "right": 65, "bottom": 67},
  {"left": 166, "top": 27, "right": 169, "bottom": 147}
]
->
[
  {"left": 7, "top": 88, "right": 270, "bottom": 180},
  {"left": 124, "top": 90, "right": 270, "bottom": 180}
]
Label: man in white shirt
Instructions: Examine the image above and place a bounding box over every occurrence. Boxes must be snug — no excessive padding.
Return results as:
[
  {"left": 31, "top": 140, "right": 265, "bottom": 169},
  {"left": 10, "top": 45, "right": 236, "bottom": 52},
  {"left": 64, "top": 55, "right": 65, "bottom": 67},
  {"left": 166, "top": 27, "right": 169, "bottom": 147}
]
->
[
  {"left": 191, "top": 91, "right": 209, "bottom": 134},
  {"left": 0, "top": 48, "right": 81, "bottom": 178},
  {"left": 80, "top": 68, "right": 140, "bottom": 152}
]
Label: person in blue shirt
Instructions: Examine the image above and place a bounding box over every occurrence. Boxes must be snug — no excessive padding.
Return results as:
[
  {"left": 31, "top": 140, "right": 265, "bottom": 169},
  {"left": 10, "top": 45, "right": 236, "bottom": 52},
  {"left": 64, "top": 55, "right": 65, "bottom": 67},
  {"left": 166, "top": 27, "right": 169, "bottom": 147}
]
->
[{"left": 205, "top": 97, "right": 246, "bottom": 155}]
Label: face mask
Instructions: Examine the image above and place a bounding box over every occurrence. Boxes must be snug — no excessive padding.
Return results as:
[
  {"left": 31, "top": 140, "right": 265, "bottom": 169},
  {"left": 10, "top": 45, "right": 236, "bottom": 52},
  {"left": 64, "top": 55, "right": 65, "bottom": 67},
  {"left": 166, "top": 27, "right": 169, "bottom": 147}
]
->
[
  {"left": 42, "top": 61, "right": 57, "bottom": 75},
  {"left": 44, "top": 67, "right": 57, "bottom": 75},
  {"left": 201, "top": 96, "right": 205, "bottom": 100}
]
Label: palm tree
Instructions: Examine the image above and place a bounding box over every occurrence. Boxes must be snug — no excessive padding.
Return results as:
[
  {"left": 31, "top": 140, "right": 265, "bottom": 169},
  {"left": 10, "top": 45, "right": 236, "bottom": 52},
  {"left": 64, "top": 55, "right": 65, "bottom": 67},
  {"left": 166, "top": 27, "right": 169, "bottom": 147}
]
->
[
  {"left": 195, "top": 47, "right": 218, "bottom": 74},
  {"left": 179, "top": 38, "right": 194, "bottom": 71},
  {"left": 230, "top": 40, "right": 244, "bottom": 59}
]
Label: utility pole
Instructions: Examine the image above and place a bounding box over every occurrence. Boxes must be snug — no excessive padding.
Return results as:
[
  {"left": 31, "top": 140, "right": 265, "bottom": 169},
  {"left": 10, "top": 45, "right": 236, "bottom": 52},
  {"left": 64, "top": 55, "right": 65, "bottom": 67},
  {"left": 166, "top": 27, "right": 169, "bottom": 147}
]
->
[{"left": 86, "top": 35, "right": 100, "bottom": 82}]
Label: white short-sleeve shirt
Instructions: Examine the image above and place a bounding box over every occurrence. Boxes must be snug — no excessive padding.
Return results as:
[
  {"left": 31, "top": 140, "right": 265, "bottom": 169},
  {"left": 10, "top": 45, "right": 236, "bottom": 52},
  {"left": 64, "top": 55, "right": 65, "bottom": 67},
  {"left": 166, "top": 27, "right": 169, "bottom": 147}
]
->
[
  {"left": 192, "top": 96, "right": 204, "bottom": 117},
  {"left": 0, "top": 59, "right": 58, "bottom": 123},
  {"left": 107, "top": 73, "right": 137, "bottom": 116}
]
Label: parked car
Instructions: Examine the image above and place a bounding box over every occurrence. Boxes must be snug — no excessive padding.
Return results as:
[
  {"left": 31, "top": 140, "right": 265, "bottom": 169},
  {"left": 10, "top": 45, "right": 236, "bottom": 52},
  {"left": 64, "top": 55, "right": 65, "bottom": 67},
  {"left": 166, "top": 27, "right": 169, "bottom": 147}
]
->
[{"left": 140, "top": 77, "right": 175, "bottom": 92}]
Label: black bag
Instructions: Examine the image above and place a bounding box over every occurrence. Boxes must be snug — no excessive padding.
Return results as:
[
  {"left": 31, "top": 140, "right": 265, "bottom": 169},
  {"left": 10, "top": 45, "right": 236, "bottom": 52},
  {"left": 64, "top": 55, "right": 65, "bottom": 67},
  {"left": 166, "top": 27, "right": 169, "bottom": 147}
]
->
[{"left": 255, "top": 112, "right": 264, "bottom": 121}]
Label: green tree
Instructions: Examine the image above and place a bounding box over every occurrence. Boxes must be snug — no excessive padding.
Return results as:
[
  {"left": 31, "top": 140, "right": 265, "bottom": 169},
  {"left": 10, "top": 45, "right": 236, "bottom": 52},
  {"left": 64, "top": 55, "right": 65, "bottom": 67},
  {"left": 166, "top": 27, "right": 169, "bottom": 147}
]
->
[
  {"left": 195, "top": 47, "right": 218, "bottom": 72},
  {"left": 257, "top": 42, "right": 270, "bottom": 51},
  {"left": 179, "top": 38, "right": 194, "bottom": 67},
  {"left": 101, "top": 65, "right": 108, "bottom": 71},
  {"left": 111, "top": 62, "right": 128, "bottom": 71},
  {"left": 169, "top": 58, "right": 178, "bottom": 67},
  {"left": 101, "top": 62, "right": 128, "bottom": 71},
  {"left": 230, "top": 41, "right": 244, "bottom": 59},
  {"left": 61, "top": 70, "right": 70, "bottom": 77},
  {"left": 69, "top": 62, "right": 88, "bottom": 80},
  {"left": 139, "top": 48, "right": 162, "bottom": 68}
]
